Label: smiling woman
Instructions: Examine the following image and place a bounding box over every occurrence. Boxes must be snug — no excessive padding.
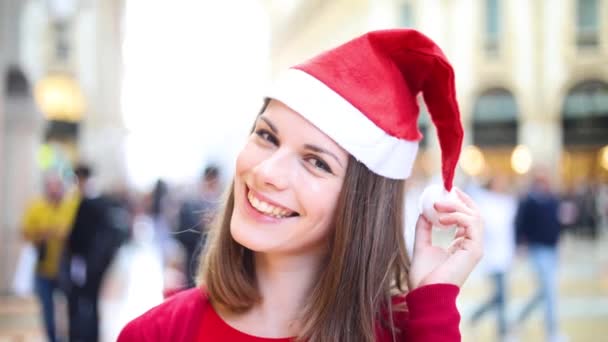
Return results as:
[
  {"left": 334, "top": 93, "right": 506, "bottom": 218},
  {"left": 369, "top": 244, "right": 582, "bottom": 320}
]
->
[
  {"left": 118, "top": 29, "right": 483, "bottom": 342},
  {"left": 230, "top": 100, "right": 348, "bottom": 256}
]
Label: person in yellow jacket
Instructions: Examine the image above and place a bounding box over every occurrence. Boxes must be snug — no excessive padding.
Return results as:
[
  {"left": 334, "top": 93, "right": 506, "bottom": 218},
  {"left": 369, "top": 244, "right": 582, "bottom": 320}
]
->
[{"left": 21, "top": 172, "right": 79, "bottom": 342}]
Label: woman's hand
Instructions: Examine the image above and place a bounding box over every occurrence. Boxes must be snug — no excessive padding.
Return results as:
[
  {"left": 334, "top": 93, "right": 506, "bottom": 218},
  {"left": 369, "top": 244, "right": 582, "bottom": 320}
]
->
[{"left": 408, "top": 187, "right": 483, "bottom": 289}]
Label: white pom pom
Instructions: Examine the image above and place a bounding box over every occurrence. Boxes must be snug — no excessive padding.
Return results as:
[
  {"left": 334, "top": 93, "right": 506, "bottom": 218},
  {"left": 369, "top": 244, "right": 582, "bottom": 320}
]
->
[{"left": 418, "top": 184, "right": 460, "bottom": 228}]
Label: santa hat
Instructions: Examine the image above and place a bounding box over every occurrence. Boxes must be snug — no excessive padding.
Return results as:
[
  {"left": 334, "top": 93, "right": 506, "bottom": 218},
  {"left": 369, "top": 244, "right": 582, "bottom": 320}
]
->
[{"left": 268, "top": 29, "right": 463, "bottom": 191}]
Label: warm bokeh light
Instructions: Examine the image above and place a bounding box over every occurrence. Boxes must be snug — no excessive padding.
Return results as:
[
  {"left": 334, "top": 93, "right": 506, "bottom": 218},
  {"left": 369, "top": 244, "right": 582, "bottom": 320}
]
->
[
  {"left": 460, "top": 145, "right": 486, "bottom": 176},
  {"left": 600, "top": 145, "right": 608, "bottom": 171},
  {"left": 511, "top": 144, "right": 533, "bottom": 174},
  {"left": 34, "top": 74, "right": 85, "bottom": 122}
]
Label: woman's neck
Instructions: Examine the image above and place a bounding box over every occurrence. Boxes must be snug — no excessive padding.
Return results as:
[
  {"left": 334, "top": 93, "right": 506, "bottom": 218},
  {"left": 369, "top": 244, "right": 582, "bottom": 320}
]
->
[
  {"left": 219, "top": 251, "right": 324, "bottom": 338},
  {"left": 260, "top": 252, "right": 321, "bottom": 301},
  {"left": 253, "top": 251, "right": 323, "bottom": 336}
]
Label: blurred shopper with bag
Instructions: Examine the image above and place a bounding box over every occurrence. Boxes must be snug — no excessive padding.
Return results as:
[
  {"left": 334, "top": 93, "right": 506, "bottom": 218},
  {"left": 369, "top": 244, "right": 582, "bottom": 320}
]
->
[
  {"left": 62, "top": 165, "right": 132, "bottom": 342},
  {"left": 20, "top": 171, "right": 79, "bottom": 342}
]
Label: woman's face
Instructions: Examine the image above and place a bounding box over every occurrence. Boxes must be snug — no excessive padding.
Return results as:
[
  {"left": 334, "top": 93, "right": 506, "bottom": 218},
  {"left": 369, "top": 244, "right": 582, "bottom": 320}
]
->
[{"left": 231, "top": 100, "right": 348, "bottom": 256}]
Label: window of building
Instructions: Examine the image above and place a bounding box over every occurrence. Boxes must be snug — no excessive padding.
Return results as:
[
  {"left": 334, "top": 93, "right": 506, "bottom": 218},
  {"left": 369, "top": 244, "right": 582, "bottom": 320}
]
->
[
  {"left": 418, "top": 97, "right": 430, "bottom": 148},
  {"left": 577, "top": 0, "right": 600, "bottom": 47},
  {"left": 400, "top": 2, "right": 414, "bottom": 28},
  {"left": 562, "top": 80, "right": 608, "bottom": 146},
  {"left": 473, "top": 88, "right": 518, "bottom": 147},
  {"left": 484, "top": 0, "right": 500, "bottom": 55}
]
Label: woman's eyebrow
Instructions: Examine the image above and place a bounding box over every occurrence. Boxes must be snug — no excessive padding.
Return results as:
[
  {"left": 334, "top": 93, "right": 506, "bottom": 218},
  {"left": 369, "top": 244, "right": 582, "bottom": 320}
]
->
[
  {"left": 304, "top": 144, "right": 344, "bottom": 168},
  {"left": 259, "top": 116, "right": 278, "bottom": 134}
]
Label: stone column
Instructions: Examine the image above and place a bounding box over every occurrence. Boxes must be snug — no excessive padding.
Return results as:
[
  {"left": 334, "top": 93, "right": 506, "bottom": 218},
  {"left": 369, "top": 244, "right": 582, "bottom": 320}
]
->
[
  {"left": 1, "top": 0, "right": 51, "bottom": 295},
  {"left": 514, "top": 0, "right": 562, "bottom": 176},
  {"left": 76, "top": 0, "right": 127, "bottom": 191},
  {"left": 1, "top": 75, "right": 45, "bottom": 292},
  {"left": 0, "top": 0, "right": 45, "bottom": 293},
  {"left": 0, "top": 0, "right": 7, "bottom": 295},
  {"left": 0, "top": 0, "right": 28, "bottom": 293}
]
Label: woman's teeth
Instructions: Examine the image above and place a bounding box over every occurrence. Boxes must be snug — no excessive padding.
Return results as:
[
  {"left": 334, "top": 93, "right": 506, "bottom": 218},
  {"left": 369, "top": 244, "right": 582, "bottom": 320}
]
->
[{"left": 247, "top": 191, "right": 294, "bottom": 218}]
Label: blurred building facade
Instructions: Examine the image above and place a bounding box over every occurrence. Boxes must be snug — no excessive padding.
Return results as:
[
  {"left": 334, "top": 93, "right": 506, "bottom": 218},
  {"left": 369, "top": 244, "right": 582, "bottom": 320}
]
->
[
  {"left": 0, "top": 0, "right": 125, "bottom": 293},
  {"left": 1, "top": 0, "right": 607, "bottom": 294},
  {"left": 1, "top": 0, "right": 269, "bottom": 294},
  {"left": 268, "top": 0, "right": 608, "bottom": 187}
]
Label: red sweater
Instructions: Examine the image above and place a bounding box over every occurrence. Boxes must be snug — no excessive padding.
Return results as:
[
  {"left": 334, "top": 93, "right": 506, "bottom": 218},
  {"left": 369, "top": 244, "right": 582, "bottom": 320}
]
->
[{"left": 118, "top": 284, "right": 461, "bottom": 341}]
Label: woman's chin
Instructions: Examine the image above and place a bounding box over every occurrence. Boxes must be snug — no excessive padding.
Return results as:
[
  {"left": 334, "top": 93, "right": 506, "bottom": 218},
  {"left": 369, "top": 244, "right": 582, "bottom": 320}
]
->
[{"left": 230, "top": 220, "right": 275, "bottom": 253}]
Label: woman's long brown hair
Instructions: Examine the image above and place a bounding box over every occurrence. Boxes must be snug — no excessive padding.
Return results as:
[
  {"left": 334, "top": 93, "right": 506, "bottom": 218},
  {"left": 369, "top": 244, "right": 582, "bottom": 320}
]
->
[
  {"left": 198, "top": 104, "right": 410, "bottom": 341},
  {"left": 199, "top": 159, "right": 410, "bottom": 341}
]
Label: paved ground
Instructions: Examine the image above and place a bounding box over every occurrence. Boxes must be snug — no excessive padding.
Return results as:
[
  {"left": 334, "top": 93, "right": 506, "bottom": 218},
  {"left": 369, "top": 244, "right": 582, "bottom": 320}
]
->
[
  {"left": 1, "top": 228, "right": 607, "bottom": 342},
  {"left": 459, "top": 232, "right": 608, "bottom": 341}
]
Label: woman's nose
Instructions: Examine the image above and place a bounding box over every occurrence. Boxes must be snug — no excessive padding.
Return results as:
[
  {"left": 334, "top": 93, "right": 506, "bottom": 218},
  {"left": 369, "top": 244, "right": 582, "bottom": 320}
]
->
[{"left": 252, "top": 149, "right": 291, "bottom": 191}]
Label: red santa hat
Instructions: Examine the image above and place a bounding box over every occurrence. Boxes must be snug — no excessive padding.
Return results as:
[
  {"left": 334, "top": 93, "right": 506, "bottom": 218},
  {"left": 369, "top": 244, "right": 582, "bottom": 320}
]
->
[{"left": 268, "top": 29, "right": 463, "bottom": 191}]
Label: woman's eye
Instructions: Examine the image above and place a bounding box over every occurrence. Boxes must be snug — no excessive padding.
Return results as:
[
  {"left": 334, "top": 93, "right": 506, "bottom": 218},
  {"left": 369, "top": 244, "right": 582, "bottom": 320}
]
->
[
  {"left": 255, "top": 129, "right": 278, "bottom": 145},
  {"left": 307, "top": 157, "right": 333, "bottom": 173}
]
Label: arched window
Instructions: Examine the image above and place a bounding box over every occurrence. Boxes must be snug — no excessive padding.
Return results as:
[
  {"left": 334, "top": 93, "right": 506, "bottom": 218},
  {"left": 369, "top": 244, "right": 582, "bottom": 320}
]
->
[
  {"left": 400, "top": 1, "right": 415, "bottom": 28},
  {"left": 5, "top": 66, "right": 30, "bottom": 97},
  {"left": 576, "top": 0, "right": 599, "bottom": 47},
  {"left": 484, "top": 0, "right": 501, "bottom": 55},
  {"left": 562, "top": 80, "right": 608, "bottom": 146},
  {"left": 472, "top": 88, "right": 518, "bottom": 147}
]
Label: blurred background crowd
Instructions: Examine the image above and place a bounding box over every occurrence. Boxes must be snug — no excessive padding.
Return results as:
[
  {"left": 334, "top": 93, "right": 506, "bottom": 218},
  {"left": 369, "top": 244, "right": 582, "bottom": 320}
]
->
[{"left": 0, "top": 0, "right": 607, "bottom": 341}]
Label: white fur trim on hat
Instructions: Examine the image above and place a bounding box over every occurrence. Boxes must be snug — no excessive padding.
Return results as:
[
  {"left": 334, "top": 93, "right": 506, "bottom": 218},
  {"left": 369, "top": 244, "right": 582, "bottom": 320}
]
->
[{"left": 267, "top": 68, "right": 419, "bottom": 180}]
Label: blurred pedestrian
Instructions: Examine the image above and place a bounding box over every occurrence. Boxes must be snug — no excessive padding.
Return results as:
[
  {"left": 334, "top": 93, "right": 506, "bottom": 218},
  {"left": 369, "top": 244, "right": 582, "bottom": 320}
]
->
[
  {"left": 557, "top": 186, "right": 579, "bottom": 232},
  {"left": 469, "top": 174, "right": 517, "bottom": 340},
  {"left": 149, "top": 179, "right": 173, "bottom": 256},
  {"left": 73, "top": 163, "right": 94, "bottom": 198},
  {"left": 574, "top": 181, "right": 598, "bottom": 239},
  {"left": 514, "top": 168, "right": 565, "bottom": 342},
  {"left": 175, "top": 165, "right": 222, "bottom": 288},
  {"left": 21, "top": 171, "right": 79, "bottom": 342},
  {"left": 67, "top": 198, "right": 132, "bottom": 341},
  {"left": 63, "top": 165, "right": 133, "bottom": 342},
  {"left": 598, "top": 183, "right": 608, "bottom": 234}
]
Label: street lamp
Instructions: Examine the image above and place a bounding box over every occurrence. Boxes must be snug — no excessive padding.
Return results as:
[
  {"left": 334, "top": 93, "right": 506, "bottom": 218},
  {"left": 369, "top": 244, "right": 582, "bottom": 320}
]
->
[
  {"left": 460, "top": 145, "right": 486, "bottom": 176},
  {"left": 34, "top": 73, "right": 85, "bottom": 122},
  {"left": 34, "top": 73, "right": 85, "bottom": 167},
  {"left": 511, "top": 145, "right": 532, "bottom": 174},
  {"left": 600, "top": 145, "right": 608, "bottom": 171}
]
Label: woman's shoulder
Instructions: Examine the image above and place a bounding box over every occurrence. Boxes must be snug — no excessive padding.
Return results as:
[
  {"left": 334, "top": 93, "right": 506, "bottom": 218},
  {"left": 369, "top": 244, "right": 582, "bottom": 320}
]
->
[{"left": 118, "top": 287, "right": 208, "bottom": 342}]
